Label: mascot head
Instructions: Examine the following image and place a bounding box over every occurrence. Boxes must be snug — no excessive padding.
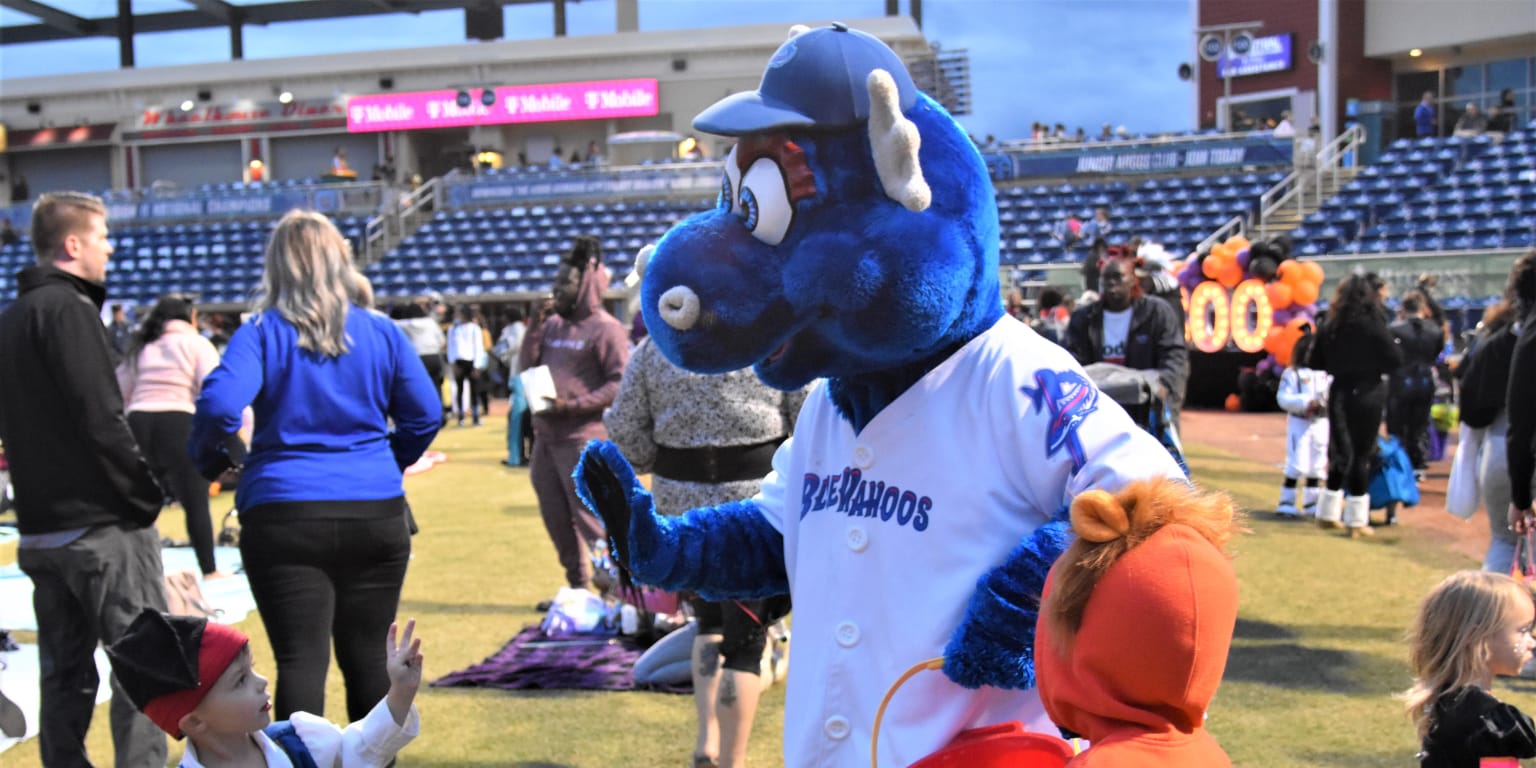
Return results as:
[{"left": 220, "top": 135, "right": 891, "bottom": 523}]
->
[{"left": 640, "top": 23, "right": 1002, "bottom": 394}]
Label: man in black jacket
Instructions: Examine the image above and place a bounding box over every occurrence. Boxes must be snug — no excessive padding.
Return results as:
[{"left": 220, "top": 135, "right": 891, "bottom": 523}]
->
[
  {"left": 0, "top": 192, "right": 167, "bottom": 767},
  {"left": 1065, "top": 251, "right": 1189, "bottom": 426},
  {"left": 1388, "top": 291, "right": 1445, "bottom": 473}
]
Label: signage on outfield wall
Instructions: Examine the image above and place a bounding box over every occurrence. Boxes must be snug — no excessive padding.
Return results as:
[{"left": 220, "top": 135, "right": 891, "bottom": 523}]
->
[
  {"left": 1216, "top": 33, "right": 1293, "bottom": 78},
  {"left": 345, "top": 78, "right": 660, "bottom": 133},
  {"left": 442, "top": 165, "right": 720, "bottom": 205},
  {"left": 980, "top": 136, "right": 1293, "bottom": 180}
]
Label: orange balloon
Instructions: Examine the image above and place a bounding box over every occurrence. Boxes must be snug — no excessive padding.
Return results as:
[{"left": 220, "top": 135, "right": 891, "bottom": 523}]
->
[
  {"left": 1218, "top": 259, "right": 1244, "bottom": 288},
  {"left": 1224, "top": 393, "right": 1242, "bottom": 412},
  {"left": 1264, "top": 327, "right": 1288, "bottom": 356},
  {"left": 1266, "top": 281, "right": 1294, "bottom": 309},
  {"left": 1226, "top": 236, "right": 1251, "bottom": 253},
  {"left": 1300, "top": 260, "right": 1325, "bottom": 286},
  {"left": 1291, "top": 280, "right": 1320, "bottom": 306},
  {"left": 1202, "top": 254, "right": 1226, "bottom": 279},
  {"left": 1276, "top": 260, "right": 1299, "bottom": 281}
]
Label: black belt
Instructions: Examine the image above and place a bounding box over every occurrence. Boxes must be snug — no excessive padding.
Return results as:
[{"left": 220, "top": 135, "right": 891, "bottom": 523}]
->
[{"left": 652, "top": 439, "right": 782, "bottom": 484}]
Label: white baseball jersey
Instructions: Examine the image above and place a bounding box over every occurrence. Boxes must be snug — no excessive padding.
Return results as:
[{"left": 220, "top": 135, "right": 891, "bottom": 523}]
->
[
  {"left": 1277, "top": 366, "right": 1332, "bottom": 478},
  {"left": 751, "top": 315, "right": 1185, "bottom": 768}
]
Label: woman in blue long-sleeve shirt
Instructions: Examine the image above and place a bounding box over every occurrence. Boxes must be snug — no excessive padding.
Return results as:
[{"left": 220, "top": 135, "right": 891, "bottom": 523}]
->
[{"left": 191, "top": 210, "right": 441, "bottom": 722}]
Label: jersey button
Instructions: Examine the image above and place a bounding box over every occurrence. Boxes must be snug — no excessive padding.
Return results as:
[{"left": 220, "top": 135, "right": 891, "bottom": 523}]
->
[
  {"left": 853, "top": 444, "right": 874, "bottom": 468},
  {"left": 835, "top": 621, "right": 860, "bottom": 648},
  {"left": 846, "top": 526, "right": 868, "bottom": 552},
  {"left": 824, "top": 715, "right": 851, "bottom": 740}
]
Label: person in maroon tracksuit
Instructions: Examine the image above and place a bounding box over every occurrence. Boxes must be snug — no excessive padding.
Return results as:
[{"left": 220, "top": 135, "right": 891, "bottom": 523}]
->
[{"left": 519, "top": 235, "right": 631, "bottom": 592}]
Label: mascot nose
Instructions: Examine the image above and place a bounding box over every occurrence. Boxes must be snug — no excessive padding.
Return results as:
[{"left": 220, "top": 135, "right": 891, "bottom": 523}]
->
[{"left": 658, "top": 285, "right": 701, "bottom": 331}]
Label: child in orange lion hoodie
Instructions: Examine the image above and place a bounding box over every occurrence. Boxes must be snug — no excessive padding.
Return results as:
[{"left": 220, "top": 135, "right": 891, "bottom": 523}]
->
[{"left": 1036, "top": 478, "right": 1243, "bottom": 767}]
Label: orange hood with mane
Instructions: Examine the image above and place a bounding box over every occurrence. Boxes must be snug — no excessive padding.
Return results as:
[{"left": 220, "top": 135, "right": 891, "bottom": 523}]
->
[{"left": 1036, "top": 478, "right": 1242, "bottom": 767}]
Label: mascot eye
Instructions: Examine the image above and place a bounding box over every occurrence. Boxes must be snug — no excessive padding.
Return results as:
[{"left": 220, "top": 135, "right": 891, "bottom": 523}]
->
[
  {"left": 740, "top": 188, "right": 760, "bottom": 229},
  {"left": 739, "top": 157, "right": 793, "bottom": 246},
  {"left": 721, "top": 146, "right": 742, "bottom": 214}
]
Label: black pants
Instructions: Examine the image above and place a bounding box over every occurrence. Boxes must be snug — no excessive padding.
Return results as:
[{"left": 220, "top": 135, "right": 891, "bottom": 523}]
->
[
  {"left": 451, "top": 360, "right": 479, "bottom": 421},
  {"left": 1387, "top": 378, "right": 1434, "bottom": 470},
  {"left": 691, "top": 596, "right": 791, "bottom": 674},
  {"left": 128, "top": 410, "right": 215, "bottom": 575},
  {"left": 240, "top": 504, "right": 411, "bottom": 722},
  {"left": 420, "top": 353, "right": 445, "bottom": 415},
  {"left": 1327, "top": 377, "right": 1388, "bottom": 496}
]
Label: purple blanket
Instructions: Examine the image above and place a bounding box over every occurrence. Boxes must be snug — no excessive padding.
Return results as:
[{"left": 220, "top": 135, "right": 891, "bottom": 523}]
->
[{"left": 432, "top": 625, "right": 690, "bottom": 694}]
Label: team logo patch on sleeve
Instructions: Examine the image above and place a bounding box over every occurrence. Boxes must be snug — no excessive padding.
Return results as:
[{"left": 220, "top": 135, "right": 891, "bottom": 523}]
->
[{"left": 1021, "top": 369, "right": 1098, "bottom": 473}]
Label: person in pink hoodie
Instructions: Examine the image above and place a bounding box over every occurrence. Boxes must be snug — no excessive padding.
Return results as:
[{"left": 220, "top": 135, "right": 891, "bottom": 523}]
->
[
  {"left": 118, "top": 294, "right": 225, "bottom": 577},
  {"left": 518, "top": 235, "right": 630, "bottom": 592}
]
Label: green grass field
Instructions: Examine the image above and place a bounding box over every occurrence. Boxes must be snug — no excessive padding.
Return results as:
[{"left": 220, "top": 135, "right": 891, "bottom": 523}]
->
[{"left": 2, "top": 421, "right": 1531, "bottom": 767}]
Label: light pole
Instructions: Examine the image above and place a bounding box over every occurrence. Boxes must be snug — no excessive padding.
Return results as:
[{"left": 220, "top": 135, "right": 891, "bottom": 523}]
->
[{"left": 1196, "top": 21, "right": 1263, "bottom": 131}]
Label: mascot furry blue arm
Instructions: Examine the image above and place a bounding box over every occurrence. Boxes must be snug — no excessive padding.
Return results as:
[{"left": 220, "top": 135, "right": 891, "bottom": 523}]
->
[{"left": 574, "top": 23, "right": 1184, "bottom": 767}]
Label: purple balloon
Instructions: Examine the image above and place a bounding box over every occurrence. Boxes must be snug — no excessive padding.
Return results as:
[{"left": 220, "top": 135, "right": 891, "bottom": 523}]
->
[
  {"left": 1236, "top": 248, "right": 1252, "bottom": 271},
  {"left": 1271, "top": 306, "right": 1297, "bottom": 326},
  {"left": 1181, "top": 261, "right": 1206, "bottom": 290}
]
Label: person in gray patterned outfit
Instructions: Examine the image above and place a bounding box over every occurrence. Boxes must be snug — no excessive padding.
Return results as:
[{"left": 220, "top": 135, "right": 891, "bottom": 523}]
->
[{"left": 605, "top": 337, "right": 807, "bottom": 768}]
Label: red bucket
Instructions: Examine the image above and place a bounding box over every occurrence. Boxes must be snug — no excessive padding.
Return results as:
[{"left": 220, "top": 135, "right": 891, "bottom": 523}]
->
[{"left": 907, "top": 722, "right": 1075, "bottom": 768}]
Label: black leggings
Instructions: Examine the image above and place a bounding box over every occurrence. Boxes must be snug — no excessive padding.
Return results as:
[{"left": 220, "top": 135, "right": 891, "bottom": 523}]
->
[
  {"left": 451, "top": 360, "right": 478, "bottom": 419},
  {"left": 1327, "top": 378, "right": 1388, "bottom": 496},
  {"left": 691, "top": 596, "right": 791, "bottom": 674},
  {"left": 1387, "top": 389, "right": 1434, "bottom": 470},
  {"left": 420, "top": 354, "right": 445, "bottom": 413},
  {"left": 240, "top": 504, "right": 411, "bottom": 722},
  {"left": 128, "top": 411, "right": 215, "bottom": 574}
]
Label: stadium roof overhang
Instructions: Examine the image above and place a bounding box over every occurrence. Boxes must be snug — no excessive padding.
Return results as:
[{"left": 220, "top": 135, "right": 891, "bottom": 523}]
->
[{"left": 0, "top": 0, "right": 573, "bottom": 46}]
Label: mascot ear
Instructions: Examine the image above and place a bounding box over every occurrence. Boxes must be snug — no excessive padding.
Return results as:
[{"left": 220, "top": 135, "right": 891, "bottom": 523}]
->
[
  {"left": 866, "top": 69, "right": 931, "bottom": 213},
  {"left": 1070, "top": 489, "right": 1130, "bottom": 543}
]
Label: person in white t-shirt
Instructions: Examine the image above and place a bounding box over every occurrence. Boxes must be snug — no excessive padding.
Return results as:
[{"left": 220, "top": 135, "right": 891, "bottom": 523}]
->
[
  {"left": 446, "top": 306, "right": 484, "bottom": 426},
  {"left": 1064, "top": 249, "right": 1188, "bottom": 419}
]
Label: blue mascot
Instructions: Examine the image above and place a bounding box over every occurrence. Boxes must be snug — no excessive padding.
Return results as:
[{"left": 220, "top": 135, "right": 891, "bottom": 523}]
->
[{"left": 575, "top": 23, "right": 1185, "bottom": 767}]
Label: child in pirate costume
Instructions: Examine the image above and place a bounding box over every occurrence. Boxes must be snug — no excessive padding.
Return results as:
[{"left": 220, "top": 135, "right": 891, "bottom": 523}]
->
[{"left": 106, "top": 609, "right": 422, "bottom": 768}]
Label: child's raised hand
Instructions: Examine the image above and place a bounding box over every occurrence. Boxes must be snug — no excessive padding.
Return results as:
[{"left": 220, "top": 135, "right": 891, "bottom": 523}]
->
[{"left": 384, "top": 620, "right": 423, "bottom": 726}]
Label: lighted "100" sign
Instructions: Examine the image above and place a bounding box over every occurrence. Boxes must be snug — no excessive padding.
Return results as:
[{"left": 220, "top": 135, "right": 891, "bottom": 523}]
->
[{"left": 1184, "top": 279, "right": 1273, "bottom": 354}]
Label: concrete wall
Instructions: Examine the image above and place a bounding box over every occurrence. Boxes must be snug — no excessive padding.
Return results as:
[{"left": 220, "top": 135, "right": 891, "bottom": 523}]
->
[
  {"left": 6, "top": 147, "right": 112, "bottom": 196},
  {"left": 1365, "top": 0, "right": 1536, "bottom": 57},
  {"left": 140, "top": 141, "right": 243, "bottom": 189}
]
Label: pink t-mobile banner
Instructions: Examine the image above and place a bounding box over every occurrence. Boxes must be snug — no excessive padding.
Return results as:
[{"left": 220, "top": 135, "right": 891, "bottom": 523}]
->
[{"left": 346, "top": 78, "right": 659, "bottom": 133}]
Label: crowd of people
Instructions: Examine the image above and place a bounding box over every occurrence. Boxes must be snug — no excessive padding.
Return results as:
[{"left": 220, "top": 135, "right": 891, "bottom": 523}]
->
[
  {"left": 1416, "top": 88, "right": 1522, "bottom": 138},
  {"left": 4, "top": 183, "right": 1536, "bottom": 767}
]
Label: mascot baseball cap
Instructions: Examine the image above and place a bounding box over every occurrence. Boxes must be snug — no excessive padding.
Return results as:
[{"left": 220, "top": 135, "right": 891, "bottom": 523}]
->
[{"left": 694, "top": 22, "right": 919, "bottom": 136}]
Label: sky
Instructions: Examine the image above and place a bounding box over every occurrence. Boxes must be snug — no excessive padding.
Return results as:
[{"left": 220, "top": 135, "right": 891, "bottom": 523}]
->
[{"left": 0, "top": 0, "right": 1195, "bottom": 141}]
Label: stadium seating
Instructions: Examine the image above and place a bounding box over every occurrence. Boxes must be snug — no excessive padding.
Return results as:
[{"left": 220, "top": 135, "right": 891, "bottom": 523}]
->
[
  {"left": 363, "top": 199, "right": 702, "bottom": 299},
  {"left": 1290, "top": 130, "right": 1536, "bottom": 256},
  {"left": 0, "top": 214, "right": 369, "bottom": 308},
  {"left": 3, "top": 169, "right": 1294, "bottom": 308},
  {"left": 995, "top": 171, "right": 1287, "bottom": 265}
]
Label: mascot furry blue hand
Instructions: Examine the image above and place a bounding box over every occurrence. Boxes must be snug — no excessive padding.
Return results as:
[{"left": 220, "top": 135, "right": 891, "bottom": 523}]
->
[{"left": 574, "top": 23, "right": 1184, "bottom": 767}]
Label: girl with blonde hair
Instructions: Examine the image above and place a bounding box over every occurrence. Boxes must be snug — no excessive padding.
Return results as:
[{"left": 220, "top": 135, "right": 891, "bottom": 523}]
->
[
  {"left": 1403, "top": 571, "right": 1536, "bottom": 766},
  {"left": 190, "top": 209, "right": 441, "bottom": 723}
]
